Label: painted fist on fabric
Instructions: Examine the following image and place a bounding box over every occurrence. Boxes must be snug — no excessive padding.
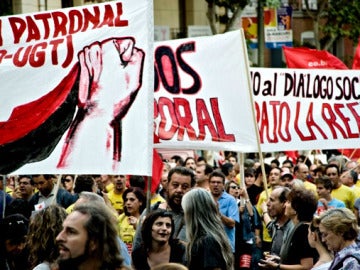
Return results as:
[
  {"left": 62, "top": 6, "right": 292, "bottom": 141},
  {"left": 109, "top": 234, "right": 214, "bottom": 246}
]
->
[{"left": 57, "top": 37, "right": 145, "bottom": 167}]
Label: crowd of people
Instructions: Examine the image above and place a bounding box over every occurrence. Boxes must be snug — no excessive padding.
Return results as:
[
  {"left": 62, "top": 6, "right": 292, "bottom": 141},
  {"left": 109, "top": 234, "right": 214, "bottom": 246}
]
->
[{"left": 1, "top": 151, "right": 360, "bottom": 270}]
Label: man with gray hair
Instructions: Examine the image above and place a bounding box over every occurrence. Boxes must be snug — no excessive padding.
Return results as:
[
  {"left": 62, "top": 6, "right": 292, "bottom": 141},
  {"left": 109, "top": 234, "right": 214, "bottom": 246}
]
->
[{"left": 261, "top": 186, "right": 293, "bottom": 256}]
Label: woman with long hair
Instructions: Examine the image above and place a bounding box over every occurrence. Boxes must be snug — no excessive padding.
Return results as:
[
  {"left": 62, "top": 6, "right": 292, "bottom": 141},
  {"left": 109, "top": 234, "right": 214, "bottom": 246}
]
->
[
  {"left": 26, "top": 205, "right": 67, "bottom": 270},
  {"left": 131, "top": 209, "right": 186, "bottom": 270},
  {"left": 181, "top": 188, "right": 234, "bottom": 270}
]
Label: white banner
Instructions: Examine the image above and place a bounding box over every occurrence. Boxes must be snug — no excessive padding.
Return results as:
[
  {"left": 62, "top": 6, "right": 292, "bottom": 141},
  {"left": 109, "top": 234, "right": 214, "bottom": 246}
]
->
[
  {"left": 154, "top": 30, "right": 258, "bottom": 152},
  {"left": 0, "top": 1, "right": 154, "bottom": 175},
  {"left": 154, "top": 34, "right": 360, "bottom": 153},
  {"left": 252, "top": 67, "right": 360, "bottom": 152}
]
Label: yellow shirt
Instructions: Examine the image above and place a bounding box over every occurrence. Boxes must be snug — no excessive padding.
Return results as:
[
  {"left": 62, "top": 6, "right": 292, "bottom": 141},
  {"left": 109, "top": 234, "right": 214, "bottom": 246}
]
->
[
  {"left": 332, "top": 184, "right": 356, "bottom": 209},
  {"left": 352, "top": 186, "right": 360, "bottom": 198},
  {"left": 118, "top": 213, "right": 136, "bottom": 254},
  {"left": 151, "top": 193, "right": 166, "bottom": 205},
  {"left": 66, "top": 203, "right": 75, "bottom": 214},
  {"left": 105, "top": 182, "right": 114, "bottom": 193},
  {"left": 108, "top": 190, "right": 124, "bottom": 214},
  {"left": 356, "top": 180, "right": 360, "bottom": 189},
  {"left": 256, "top": 188, "right": 272, "bottom": 243},
  {"left": 304, "top": 181, "right": 318, "bottom": 197}
]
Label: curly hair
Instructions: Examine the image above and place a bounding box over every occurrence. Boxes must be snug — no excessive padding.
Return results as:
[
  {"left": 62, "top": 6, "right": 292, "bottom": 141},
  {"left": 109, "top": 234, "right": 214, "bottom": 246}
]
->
[
  {"left": 73, "top": 201, "right": 124, "bottom": 268},
  {"left": 287, "top": 187, "right": 317, "bottom": 222},
  {"left": 27, "top": 205, "right": 67, "bottom": 268}
]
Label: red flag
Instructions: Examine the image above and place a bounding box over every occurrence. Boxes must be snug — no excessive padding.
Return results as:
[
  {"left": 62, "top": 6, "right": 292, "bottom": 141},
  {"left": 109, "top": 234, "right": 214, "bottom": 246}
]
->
[
  {"left": 284, "top": 151, "right": 298, "bottom": 164},
  {"left": 352, "top": 38, "right": 360, "bottom": 69},
  {"left": 340, "top": 149, "right": 360, "bottom": 161},
  {"left": 283, "top": 46, "right": 348, "bottom": 70},
  {"left": 149, "top": 149, "right": 164, "bottom": 194}
]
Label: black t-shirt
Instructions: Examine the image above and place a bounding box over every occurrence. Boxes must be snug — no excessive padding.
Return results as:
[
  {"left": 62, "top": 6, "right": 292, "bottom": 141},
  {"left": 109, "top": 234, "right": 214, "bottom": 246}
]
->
[
  {"left": 280, "top": 223, "right": 317, "bottom": 265},
  {"left": 188, "top": 234, "right": 227, "bottom": 270},
  {"left": 247, "top": 184, "right": 263, "bottom": 205},
  {"left": 132, "top": 240, "right": 185, "bottom": 270}
]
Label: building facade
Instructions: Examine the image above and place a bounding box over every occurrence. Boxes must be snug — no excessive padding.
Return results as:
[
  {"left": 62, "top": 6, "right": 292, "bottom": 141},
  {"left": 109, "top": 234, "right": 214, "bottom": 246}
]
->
[{"left": 4, "top": 0, "right": 355, "bottom": 67}]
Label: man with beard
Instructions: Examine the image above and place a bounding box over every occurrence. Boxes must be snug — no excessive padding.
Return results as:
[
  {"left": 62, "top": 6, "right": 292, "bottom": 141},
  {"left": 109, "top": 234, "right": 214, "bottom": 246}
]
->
[
  {"left": 132, "top": 166, "right": 195, "bottom": 250},
  {"left": 29, "top": 174, "right": 77, "bottom": 210},
  {"left": 55, "top": 201, "right": 127, "bottom": 270}
]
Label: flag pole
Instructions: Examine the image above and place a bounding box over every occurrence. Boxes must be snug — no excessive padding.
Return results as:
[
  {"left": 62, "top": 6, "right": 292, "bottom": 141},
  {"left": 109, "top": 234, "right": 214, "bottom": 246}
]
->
[
  {"left": 239, "top": 29, "right": 269, "bottom": 198},
  {"left": 146, "top": 176, "right": 152, "bottom": 213},
  {"left": 2, "top": 175, "right": 6, "bottom": 218}
]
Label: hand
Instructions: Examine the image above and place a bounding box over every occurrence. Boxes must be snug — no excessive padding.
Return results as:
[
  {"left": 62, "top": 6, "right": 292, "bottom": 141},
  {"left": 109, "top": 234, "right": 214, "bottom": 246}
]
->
[
  {"left": 318, "top": 198, "right": 328, "bottom": 208},
  {"left": 128, "top": 216, "right": 138, "bottom": 228},
  {"left": 258, "top": 259, "right": 278, "bottom": 269},
  {"left": 112, "top": 38, "right": 145, "bottom": 120},
  {"left": 261, "top": 201, "right": 268, "bottom": 213},
  {"left": 258, "top": 255, "right": 280, "bottom": 269},
  {"left": 78, "top": 42, "right": 103, "bottom": 109},
  {"left": 255, "top": 235, "right": 262, "bottom": 247}
]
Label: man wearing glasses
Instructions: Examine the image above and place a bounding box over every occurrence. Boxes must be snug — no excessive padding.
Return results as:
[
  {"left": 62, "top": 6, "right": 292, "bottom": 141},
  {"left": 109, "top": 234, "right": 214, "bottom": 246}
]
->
[
  {"left": 18, "top": 175, "right": 35, "bottom": 201},
  {"left": 209, "top": 170, "right": 239, "bottom": 254}
]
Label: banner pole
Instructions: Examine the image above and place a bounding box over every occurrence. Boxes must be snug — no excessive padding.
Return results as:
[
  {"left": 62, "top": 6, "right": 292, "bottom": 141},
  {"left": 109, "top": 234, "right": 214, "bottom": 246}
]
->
[
  {"left": 239, "top": 29, "right": 269, "bottom": 198},
  {"left": 2, "top": 175, "right": 6, "bottom": 219},
  {"left": 146, "top": 176, "right": 152, "bottom": 213},
  {"left": 348, "top": 149, "right": 358, "bottom": 161},
  {"left": 51, "top": 174, "right": 62, "bottom": 205}
]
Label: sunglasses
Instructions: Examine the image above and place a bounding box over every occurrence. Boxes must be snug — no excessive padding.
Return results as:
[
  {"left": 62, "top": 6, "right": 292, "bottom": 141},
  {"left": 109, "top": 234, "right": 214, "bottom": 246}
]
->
[
  {"left": 62, "top": 179, "right": 72, "bottom": 183},
  {"left": 230, "top": 185, "right": 240, "bottom": 189}
]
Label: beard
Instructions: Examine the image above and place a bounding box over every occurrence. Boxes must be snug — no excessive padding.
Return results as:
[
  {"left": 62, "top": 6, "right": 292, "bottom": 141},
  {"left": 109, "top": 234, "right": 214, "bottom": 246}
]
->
[
  {"left": 57, "top": 254, "right": 88, "bottom": 270},
  {"left": 57, "top": 240, "right": 91, "bottom": 270},
  {"left": 167, "top": 193, "right": 183, "bottom": 213}
]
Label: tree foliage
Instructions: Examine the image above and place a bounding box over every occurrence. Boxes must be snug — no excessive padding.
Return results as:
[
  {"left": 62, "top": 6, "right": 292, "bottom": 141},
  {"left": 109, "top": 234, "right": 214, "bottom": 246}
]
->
[
  {"left": 205, "top": 0, "right": 281, "bottom": 34},
  {"left": 302, "top": 0, "right": 360, "bottom": 50},
  {"left": 206, "top": 0, "right": 360, "bottom": 51}
]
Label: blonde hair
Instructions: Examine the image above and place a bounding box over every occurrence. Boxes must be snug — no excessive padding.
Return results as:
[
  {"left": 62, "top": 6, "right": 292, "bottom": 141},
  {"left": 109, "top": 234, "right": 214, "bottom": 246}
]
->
[{"left": 319, "top": 208, "right": 359, "bottom": 240}]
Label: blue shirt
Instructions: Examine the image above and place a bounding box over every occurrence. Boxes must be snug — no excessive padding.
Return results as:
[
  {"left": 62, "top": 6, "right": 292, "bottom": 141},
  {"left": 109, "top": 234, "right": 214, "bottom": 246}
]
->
[
  {"left": 316, "top": 198, "right": 345, "bottom": 215},
  {"left": 218, "top": 191, "right": 239, "bottom": 252}
]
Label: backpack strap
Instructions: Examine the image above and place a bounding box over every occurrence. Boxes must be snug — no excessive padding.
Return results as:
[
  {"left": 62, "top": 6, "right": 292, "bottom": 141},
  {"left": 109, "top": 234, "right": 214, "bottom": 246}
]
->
[{"left": 331, "top": 253, "right": 360, "bottom": 270}]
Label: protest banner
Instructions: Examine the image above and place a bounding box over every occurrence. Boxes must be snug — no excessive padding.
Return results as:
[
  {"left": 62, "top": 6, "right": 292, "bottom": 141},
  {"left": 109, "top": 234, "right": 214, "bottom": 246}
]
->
[
  {"left": 0, "top": 1, "right": 154, "bottom": 175},
  {"left": 153, "top": 30, "right": 259, "bottom": 153},
  {"left": 154, "top": 33, "right": 360, "bottom": 153},
  {"left": 251, "top": 68, "right": 359, "bottom": 152}
]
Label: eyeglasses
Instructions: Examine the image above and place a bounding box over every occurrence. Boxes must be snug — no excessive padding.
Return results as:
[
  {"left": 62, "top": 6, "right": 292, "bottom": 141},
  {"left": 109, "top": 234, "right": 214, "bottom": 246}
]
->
[
  {"left": 230, "top": 185, "right": 240, "bottom": 189},
  {"left": 62, "top": 179, "right": 72, "bottom": 183},
  {"left": 19, "top": 182, "right": 30, "bottom": 185}
]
